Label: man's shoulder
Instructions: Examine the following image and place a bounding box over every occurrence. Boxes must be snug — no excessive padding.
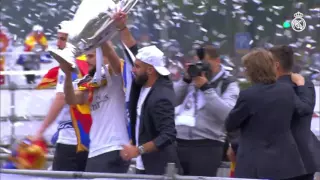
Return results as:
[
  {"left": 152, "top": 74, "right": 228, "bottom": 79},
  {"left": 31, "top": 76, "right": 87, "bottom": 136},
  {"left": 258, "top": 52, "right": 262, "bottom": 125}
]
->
[
  {"left": 220, "top": 75, "right": 239, "bottom": 94},
  {"left": 222, "top": 74, "right": 237, "bottom": 83},
  {"left": 305, "top": 79, "right": 315, "bottom": 88},
  {"left": 240, "top": 84, "right": 265, "bottom": 96},
  {"left": 153, "top": 85, "right": 174, "bottom": 98},
  {"left": 150, "top": 85, "right": 175, "bottom": 104},
  {"left": 275, "top": 81, "right": 295, "bottom": 92}
]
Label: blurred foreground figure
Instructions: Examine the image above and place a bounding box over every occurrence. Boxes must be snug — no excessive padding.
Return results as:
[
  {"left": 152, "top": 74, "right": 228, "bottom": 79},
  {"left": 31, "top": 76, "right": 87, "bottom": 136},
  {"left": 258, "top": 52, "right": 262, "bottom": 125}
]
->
[
  {"left": 3, "top": 137, "right": 47, "bottom": 170},
  {"left": 0, "top": 26, "right": 9, "bottom": 85}
]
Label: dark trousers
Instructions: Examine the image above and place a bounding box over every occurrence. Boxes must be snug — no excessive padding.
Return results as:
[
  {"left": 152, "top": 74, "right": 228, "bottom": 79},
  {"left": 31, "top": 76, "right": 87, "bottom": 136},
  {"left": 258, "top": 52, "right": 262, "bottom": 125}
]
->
[
  {"left": 136, "top": 169, "right": 146, "bottom": 174},
  {"left": 23, "top": 67, "right": 35, "bottom": 84},
  {"left": 52, "top": 143, "right": 88, "bottom": 171},
  {"left": 85, "top": 150, "right": 130, "bottom": 173},
  {"left": 177, "top": 139, "right": 224, "bottom": 177},
  {"left": 283, "top": 173, "right": 315, "bottom": 180}
]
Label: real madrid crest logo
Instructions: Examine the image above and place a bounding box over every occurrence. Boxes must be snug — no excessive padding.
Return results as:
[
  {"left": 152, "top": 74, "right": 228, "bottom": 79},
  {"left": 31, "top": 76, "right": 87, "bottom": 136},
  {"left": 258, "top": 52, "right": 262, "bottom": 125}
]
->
[{"left": 291, "top": 11, "right": 306, "bottom": 32}]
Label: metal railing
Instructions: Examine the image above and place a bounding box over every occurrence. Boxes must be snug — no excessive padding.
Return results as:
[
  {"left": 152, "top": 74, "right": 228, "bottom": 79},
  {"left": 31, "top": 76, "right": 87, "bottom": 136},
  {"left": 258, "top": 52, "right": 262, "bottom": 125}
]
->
[
  {"left": 0, "top": 153, "right": 231, "bottom": 169},
  {"left": 0, "top": 154, "right": 54, "bottom": 161},
  {"left": 0, "top": 163, "right": 252, "bottom": 180},
  {"left": 0, "top": 164, "right": 318, "bottom": 180}
]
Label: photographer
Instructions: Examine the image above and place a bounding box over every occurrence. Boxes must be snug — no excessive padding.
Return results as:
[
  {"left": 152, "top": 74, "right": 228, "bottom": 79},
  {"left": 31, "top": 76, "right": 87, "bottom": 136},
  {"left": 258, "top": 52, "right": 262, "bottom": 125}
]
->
[{"left": 174, "top": 45, "right": 239, "bottom": 176}]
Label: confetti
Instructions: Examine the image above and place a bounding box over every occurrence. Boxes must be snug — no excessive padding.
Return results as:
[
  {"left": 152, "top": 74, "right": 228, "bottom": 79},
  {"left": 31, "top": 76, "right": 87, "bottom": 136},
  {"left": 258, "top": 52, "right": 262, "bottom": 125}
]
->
[{"left": 0, "top": 0, "right": 317, "bottom": 70}]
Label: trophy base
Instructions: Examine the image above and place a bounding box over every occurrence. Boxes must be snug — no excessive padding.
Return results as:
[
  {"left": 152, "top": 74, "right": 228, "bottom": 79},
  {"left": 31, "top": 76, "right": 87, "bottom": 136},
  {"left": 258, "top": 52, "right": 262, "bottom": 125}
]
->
[{"left": 48, "top": 48, "right": 76, "bottom": 69}]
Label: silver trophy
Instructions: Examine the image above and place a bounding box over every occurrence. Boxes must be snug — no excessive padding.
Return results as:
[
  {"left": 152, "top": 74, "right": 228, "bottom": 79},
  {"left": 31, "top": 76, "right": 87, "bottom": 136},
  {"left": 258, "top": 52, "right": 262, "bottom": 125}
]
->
[{"left": 49, "top": 0, "right": 138, "bottom": 68}]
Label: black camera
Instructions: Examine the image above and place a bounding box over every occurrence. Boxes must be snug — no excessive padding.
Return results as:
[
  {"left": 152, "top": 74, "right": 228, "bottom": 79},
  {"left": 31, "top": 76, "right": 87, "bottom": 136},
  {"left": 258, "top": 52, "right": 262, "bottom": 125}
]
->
[{"left": 187, "top": 61, "right": 211, "bottom": 78}]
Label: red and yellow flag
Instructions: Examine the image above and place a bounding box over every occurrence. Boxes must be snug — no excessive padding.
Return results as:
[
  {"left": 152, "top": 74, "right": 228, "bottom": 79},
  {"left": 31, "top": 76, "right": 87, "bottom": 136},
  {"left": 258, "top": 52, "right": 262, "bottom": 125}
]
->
[
  {"left": 0, "top": 31, "right": 9, "bottom": 52},
  {"left": 0, "top": 31, "right": 9, "bottom": 85},
  {"left": 24, "top": 33, "right": 48, "bottom": 52},
  {"left": 230, "top": 161, "right": 236, "bottom": 177},
  {"left": 36, "top": 57, "right": 88, "bottom": 89},
  {"left": 36, "top": 66, "right": 59, "bottom": 89}
]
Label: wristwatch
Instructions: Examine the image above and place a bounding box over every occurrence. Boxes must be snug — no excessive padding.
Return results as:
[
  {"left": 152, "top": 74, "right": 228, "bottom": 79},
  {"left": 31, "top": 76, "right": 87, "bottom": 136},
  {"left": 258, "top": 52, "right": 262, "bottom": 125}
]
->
[{"left": 138, "top": 145, "right": 145, "bottom": 155}]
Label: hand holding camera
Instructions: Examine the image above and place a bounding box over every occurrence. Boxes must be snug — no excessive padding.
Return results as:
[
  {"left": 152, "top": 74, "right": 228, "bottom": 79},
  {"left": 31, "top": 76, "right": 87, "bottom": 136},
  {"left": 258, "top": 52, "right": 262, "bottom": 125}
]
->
[
  {"left": 185, "top": 62, "right": 210, "bottom": 88},
  {"left": 192, "top": 72, "right": 208, "bottom": 89}
]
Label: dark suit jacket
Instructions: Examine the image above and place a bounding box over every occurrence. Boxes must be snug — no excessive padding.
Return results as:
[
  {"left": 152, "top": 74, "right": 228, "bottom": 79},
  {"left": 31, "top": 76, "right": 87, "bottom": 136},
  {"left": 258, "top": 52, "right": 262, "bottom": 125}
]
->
[
  {"left": 128, "top": 76, "right": 181, "bottom": 175},
  {"left": 127, "top": 46, "right": 181, "bottom": 175},
  {"left": 225, "top": 82, "right": 313, "bottom": 180},
  {"left": 278, "top": 75, "right": 320, "bottom": 173}
]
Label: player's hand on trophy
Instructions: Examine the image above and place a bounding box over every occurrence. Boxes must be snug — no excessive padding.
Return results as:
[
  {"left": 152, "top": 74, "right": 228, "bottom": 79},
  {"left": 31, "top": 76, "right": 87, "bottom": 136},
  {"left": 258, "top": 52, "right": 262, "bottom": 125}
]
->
[{"left": 113, "top": 11, "right": 127, "bottom": 30}]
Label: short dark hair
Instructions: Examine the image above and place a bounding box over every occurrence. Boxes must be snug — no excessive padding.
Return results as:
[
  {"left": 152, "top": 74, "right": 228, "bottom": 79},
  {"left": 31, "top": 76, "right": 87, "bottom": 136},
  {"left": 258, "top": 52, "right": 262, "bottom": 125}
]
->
[
  {"left": 196, "top": 47, "right": 205, "bottom": 60},
  {"left": 269, "top": 45, "right": 294, "bottom": 72},
  {"left": 204, "top": 45, "right": 219, "bottom": 59}
]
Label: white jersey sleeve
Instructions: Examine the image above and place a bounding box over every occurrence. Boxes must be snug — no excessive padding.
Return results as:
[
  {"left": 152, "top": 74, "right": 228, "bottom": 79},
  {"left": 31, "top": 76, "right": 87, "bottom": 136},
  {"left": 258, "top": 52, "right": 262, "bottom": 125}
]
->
[
  {"left": 56, "top": 69, "right": 80, "bottom": 92},
  {"left": 56, "top": 69, "right": 65, "bottom": 93}
]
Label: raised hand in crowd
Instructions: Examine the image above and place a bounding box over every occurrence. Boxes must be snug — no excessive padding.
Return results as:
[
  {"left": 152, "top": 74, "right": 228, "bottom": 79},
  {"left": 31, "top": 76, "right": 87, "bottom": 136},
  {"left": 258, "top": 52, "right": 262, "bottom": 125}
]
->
[{"left": 193, "top": 72, "right": 209, "bottom": 89}]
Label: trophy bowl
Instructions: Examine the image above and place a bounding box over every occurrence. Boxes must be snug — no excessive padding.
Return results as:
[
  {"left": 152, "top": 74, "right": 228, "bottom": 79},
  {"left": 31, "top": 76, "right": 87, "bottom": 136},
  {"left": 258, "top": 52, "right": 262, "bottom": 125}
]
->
[{"left": 49, "top": 0, "right": 138, "bottom": 68}]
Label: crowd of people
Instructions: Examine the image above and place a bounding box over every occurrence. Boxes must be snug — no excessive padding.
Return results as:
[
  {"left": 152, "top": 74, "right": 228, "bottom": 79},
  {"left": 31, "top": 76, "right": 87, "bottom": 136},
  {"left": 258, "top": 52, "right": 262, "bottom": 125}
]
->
[
  {"left": 23, "top": 10, "right": 320, "bottom": 180},
  {"left": 0, "top": 24, "right": 53, "bottom": 85}
]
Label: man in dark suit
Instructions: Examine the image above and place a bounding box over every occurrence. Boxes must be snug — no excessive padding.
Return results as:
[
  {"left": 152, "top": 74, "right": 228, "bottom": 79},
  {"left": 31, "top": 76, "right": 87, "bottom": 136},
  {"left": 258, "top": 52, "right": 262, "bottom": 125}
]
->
[
  {"left": 120, "top": 45, "right": 181, "bottom": 175},
  {"left": 270, "top": 45, "right": 320, "bottom": 180},
  {"left": 225, "top": 49, "right": 314, "bottom": 179}
]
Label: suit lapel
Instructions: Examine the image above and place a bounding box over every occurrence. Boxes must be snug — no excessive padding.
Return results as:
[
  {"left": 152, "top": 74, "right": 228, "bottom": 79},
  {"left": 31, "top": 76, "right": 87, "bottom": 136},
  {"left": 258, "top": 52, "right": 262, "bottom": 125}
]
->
[
  {"left": 138, "top": 85, "right": 155, "bottom": 137},
  {"left": 129, "top": 81, "right": 142, "bottom": 145}
]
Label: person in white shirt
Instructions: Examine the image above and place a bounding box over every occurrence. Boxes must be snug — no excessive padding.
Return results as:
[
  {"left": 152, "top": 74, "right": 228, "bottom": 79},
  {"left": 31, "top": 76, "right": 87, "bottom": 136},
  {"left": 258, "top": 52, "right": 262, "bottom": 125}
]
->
[
  {"left": 34, "top": 21, "right": 88, "bottom": 171},
  {"left": 60, "top": 40, "right": 130, "bottom": 173}
]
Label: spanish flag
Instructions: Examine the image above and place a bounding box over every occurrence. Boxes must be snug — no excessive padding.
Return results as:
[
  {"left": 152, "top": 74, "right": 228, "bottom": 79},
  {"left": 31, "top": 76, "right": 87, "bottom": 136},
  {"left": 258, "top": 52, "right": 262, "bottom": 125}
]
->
[
  {"left": 36, "top": 66, "right": 59, "bottom": 89},
  {"left": 70, "top": 103, "right": 92, "bottom": 152},
  {"left": 24, "top": 33, "right": 48, "bottom": 52},
  {"left": 76, "top": 55, "right": 88, "bottom": 76},
  {"left": 0, "top": 31, "right": 9, "bottom": 85},
  {"left": 230, "top": 161, "right": 236, "bottom": 177},
  {"left": 72, "top": 77, "right": 99, "bottom": 152}
]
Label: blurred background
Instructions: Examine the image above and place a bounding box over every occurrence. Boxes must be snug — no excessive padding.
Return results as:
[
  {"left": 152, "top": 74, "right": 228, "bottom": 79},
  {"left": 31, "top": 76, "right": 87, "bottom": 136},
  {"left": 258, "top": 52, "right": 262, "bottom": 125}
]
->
[{"left": 0, "top": 0, "right": 319, "bottom": 155}]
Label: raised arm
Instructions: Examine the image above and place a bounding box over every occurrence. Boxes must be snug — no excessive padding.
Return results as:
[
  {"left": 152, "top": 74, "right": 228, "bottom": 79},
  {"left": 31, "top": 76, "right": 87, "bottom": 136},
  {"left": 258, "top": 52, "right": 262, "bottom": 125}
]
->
[
  {"left": 114, "top": 11, "right": 137, "bottom": 48},
  {"left": 59, "top": 62, "right": 87, "bottom": 105},
  {"left": 100, "top": 41, "right": 122, "bottom": 75}
]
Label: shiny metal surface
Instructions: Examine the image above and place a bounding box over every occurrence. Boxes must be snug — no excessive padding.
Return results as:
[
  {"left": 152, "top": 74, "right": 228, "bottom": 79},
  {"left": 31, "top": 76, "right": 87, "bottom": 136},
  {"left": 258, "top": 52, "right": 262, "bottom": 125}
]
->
[{"left": 48, "top": 0, "right": 138, "bottom": 68}]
